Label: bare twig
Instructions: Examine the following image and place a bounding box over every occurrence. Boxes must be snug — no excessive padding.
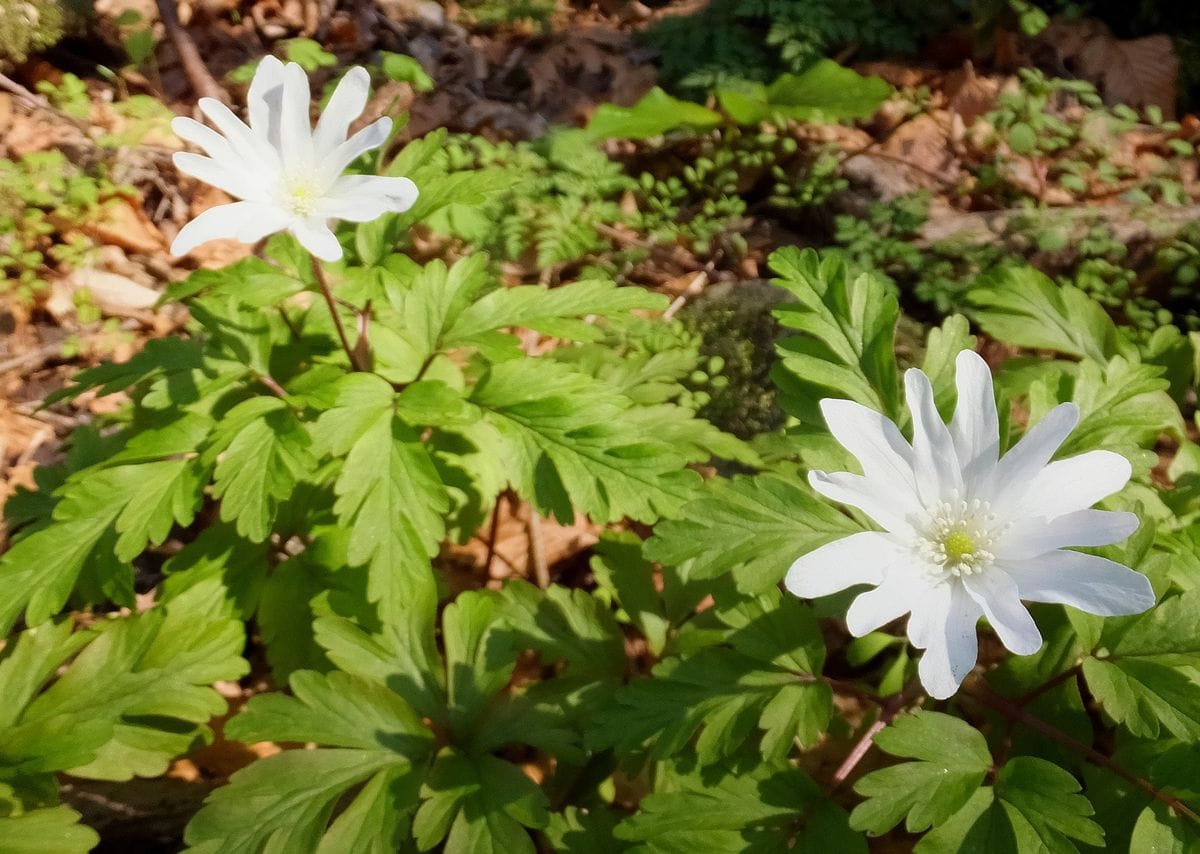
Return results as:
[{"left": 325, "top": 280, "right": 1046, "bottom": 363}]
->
[
  {"left": 0, "top": 342, "right": 65, "bottom": 376},
  {"left": 831, "top": 680, "right": 923, "bottom": 791},
  {"left": 154, "top": 0, "right": 228, "bottom": 103},
  {"left": 662, "top": 271, "right": 707, "bottom": 321},
  {"left": 0, "top": 70, "right": 48, "bottom": 109}
]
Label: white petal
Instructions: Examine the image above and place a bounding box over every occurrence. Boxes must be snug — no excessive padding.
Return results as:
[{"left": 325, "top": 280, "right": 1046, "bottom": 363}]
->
[
  {"left": 905, "top": 368, "right": 963, "bottom": 503},
  {"left": 784, "top": 531, "right": 899, "bottom": 599},
  {"left": 962, "top": 569, "right": 1042, "bottom": 655},
  {"left": 809, "top": 470, "right": 916, "bottom": 534},
  {"left": 949, "top": 350, "right": 1000, "bottom": 481},
  {"left": 993, "top": 509, "right": 1139, "bottom": 560},
  {"left": 1000, "top": 551, "right": 1155, "bottom": 616},
  {"left": 1009, "top": 451, "right": 1131, "bottom": 521},
  {"left": 846, "top": 576, "right": 918, "bottom": 636},
  {"left": 318, "top": 117, "right": 392, "bottom": 184},
  {"left": 198, "top": 97, "right": 280, "bottom": 172},
  {"left": 290, "top": 218, "right": 342, "bottom": 261},
  {"left": 279, "top": 62, "right": 316, "bottom": 173},
  {"left": 985, "top": 403, "right": 1079, "bottom": 515},
  {"left": 248, "top": 55, "right": 286, "bottom": 149},
  {"left": 313, "top": 66, "right": 370, "bottom": 158},
  {"left": 914, "top": 584, "right": 980, "bottom": 699},
  {"left": 172, "top": 116, "right": 233, "bottom": 159},
  {"left": 819, "top": 398, "right": 920, "bottom": 500},
  {"left": 171, "top": 202, "right": 292, "bottom": 255},
  {"left": 172, "top": 152, "right": 268, "bottom": 202},
  {"left": 314, "top": 175, "right": 419, "bottom": 221}
]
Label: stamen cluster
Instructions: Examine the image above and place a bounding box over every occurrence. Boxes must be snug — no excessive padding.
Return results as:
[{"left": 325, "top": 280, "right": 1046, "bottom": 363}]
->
[{"left": 915, "top": 496, "right": 1000, "bottom": 580}]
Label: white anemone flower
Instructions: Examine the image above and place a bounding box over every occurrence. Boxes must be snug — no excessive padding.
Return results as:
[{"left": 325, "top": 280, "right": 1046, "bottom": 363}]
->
[
  {"left": 170, "top": 56, "right": 418, "bottom": 261},
  {"left": 785, "top": 349, "right": 1155, "bottom": 699}
]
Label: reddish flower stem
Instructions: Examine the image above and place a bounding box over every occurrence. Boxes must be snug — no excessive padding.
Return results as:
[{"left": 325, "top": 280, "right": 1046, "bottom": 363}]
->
[{"left": 311, "top": 256, "right": 368, "bottom": 372}]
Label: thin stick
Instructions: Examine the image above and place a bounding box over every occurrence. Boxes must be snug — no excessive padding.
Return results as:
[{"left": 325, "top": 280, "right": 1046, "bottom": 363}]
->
[
  {"left": 0, "top": 342, "right": 63, "bottom": 376},
  {"left": 830, "top": 680, "right": 922, "bottom": 790},
  {"left": 154, "top": 0, "right": 228, "bottom": 103},
  {"left": 0, "top": 71, "right": 48, "bottom": 109},
  {"left": 970, "top": 678, "right": 1200, "bottom": 825},
  {"left": 311, "top": 257, "right": 367, "bottom": 372}
]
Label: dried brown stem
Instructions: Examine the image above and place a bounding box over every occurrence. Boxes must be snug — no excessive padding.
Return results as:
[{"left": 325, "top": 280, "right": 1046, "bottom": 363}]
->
[{"left": 155, "top": 0, "right": 227, "bottom": 103}]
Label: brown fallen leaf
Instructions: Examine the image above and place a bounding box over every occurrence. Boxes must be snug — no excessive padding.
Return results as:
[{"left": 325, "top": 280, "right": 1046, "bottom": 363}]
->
[
  {"left": 1039, "top": 18, "right": 1178, "bottom": 117},
  {"left": 78, "top": 196, "right": 168, "bottom": 255}
]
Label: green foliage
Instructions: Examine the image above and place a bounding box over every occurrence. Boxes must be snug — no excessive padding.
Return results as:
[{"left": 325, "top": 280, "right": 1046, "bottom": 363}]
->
[
  {"left": 282, "top": 37, "right": 337, "bottom": 72},
  {"left": 851, "top": 712, "right": 993, "bottom": 834},
  {"left": 1082, "top": 589, "right": 1200, "bottom": 742},
  {"left": 0, "top": 581, "right": 245, "bottom": 847},
  {"left": 916, "top": 758, "right": 1105, "bottom": 852},
  {"left": 0, "top": 125, "right": 763, "bottom": 849},
  {"left": 615, "top": 752, "right": 862, "bottom": 852},
  {"left": 587, "top": 64, "right": 890, "bottom": 139},
  {"left": 716, "top": 60, "right": 892, "bottom": 125},
  {"left": 586, "top": 87, "right": 722, "bottom": 140},
  {"left": 0, "top": 150, "right": 121, "bottom": 302},
  {"left": 769, "top": 247, "right": 902, "bottom": 421},
  {"left": 643, "top": 0, "right": 943, "bottom": 93},
  {"left": 428, "top": 125, "right": 841, "bottom": 275},
  {"left": 969, "top": 266, "right": 1135, "bottom": 364},
  {"left": 854, "top": 715, "right": 1106, "bottom": 851},
  {"left": 184, "top": 581, "right": 624, "bottom": 852},
  {"left": 7, "top": 36, "right": 1200, "bottom": 846},
  {"left": 975, "top": 70, "right": 1195, "bottom": 207},
  {"left": 590, "top": 588, "right": 832, "bottom": 763},
  {"left": 645, "top": 473, "right": 862, "bottom": 593}
]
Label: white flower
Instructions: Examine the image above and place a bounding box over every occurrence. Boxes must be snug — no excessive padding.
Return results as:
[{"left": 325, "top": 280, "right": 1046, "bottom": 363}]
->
[
  {"left": 170, "top": 56, "right": 418, "bottom": 261},
  {"left": 785, "top": 350, "right": 1155, "bottom": 699}
]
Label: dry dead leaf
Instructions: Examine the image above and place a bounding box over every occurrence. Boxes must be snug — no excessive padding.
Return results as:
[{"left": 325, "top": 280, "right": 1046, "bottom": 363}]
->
[
  {"left": 1039, "top": 19, "right": 1178, "bottom": 117},
  {"left": 78, "top": 196, "right": 168, "bottom": 255}
]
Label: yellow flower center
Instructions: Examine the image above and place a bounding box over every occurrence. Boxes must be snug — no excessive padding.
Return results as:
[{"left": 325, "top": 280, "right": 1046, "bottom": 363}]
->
[
  {"left": 916, "top": 496, "right": 1001, "bottom": 581},
  {"left": 942, "top": 531, "right": 977, "bottom": 565},
  {"left": 285, "top": 179, "right": 321, "bottom": 217}
]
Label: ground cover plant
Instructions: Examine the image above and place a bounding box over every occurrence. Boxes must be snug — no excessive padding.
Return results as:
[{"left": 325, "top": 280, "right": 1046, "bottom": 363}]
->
[{"left": 1, "top": 1, "right": 1200, "bottom": 852}]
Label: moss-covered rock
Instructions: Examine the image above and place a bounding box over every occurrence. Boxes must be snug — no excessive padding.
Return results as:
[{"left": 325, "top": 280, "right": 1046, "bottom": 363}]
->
[
  {"left": 678, "top": 279, "right": 791, "bottom": 439},
  {"left": 0, "top": 0, "right": 68, "bottom": 68}
]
